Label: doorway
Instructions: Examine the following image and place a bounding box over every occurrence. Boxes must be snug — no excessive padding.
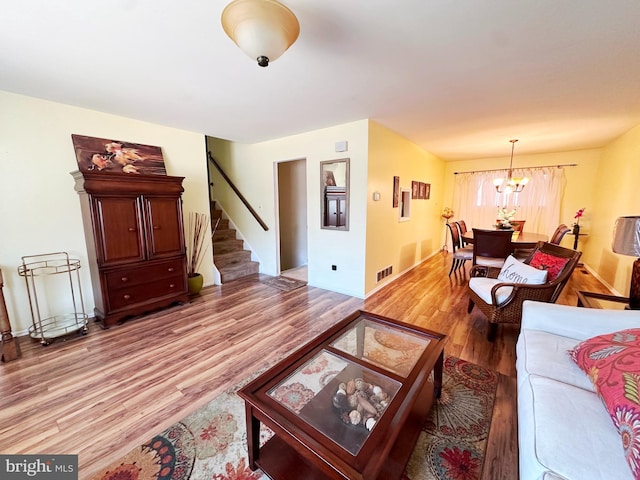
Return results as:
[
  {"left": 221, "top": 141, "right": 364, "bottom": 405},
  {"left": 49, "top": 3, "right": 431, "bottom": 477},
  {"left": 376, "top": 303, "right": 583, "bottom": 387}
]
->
[{"left": 276, "top": 159, "right": 308, "bottom": 281}]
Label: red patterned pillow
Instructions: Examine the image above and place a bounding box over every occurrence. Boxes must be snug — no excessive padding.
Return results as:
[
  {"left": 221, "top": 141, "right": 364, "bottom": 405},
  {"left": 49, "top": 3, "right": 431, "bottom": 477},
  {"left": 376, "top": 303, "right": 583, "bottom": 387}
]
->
[
  {"left": 528, "top": 251, "right": 569, "bottom": 282},
  {"left": 569, "top": 329, "right": 640, "bottom": 479}
]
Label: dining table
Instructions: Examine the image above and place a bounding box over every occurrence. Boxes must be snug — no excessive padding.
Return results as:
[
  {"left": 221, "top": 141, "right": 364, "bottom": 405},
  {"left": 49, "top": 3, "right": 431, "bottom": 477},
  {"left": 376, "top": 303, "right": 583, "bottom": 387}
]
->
[{"left": 461, "top": 230, "right": 549, "bottom": 249}]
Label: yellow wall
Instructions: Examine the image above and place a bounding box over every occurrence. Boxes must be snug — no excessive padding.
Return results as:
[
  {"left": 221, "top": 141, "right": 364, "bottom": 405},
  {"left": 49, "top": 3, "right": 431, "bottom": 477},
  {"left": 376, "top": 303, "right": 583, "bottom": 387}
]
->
[
  {"left": 0, "top": 90, "right": 210, "bottom": 334},
  {"left": 366, "top": 121, "right": 446, "bottom": 293},
  {"left": 443, "top": 149, "right": 602, "bottom": 249},
  {"left": 585, "top": 123, "right": 640, "bottom": 295}
]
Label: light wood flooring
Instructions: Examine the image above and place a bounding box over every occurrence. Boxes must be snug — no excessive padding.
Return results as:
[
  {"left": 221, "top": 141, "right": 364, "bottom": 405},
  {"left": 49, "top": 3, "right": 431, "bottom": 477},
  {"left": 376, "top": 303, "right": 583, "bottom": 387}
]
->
[{"left": 0, "top": 251, "right": 613, "bottom": 479}]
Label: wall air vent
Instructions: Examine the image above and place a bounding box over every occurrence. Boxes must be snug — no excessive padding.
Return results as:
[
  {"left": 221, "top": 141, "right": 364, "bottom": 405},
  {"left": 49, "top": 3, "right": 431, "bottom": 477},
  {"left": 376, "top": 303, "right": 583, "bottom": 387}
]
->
[{"left": 376, "top": 265, "right": 393, "bottom": 283}]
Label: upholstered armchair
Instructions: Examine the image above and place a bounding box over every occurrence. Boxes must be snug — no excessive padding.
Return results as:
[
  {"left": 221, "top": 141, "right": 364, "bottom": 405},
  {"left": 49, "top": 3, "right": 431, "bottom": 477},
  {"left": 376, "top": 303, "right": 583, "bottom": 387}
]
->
[{"left": 467, "top": 241, "right": 582, "bottom": 341}]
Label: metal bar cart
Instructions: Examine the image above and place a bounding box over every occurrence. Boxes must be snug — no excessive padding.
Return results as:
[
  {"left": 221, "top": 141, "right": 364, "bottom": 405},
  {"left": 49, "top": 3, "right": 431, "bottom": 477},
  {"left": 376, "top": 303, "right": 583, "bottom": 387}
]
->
[{"left": 18, "top": 252, "right": 89, "bottom": 345}]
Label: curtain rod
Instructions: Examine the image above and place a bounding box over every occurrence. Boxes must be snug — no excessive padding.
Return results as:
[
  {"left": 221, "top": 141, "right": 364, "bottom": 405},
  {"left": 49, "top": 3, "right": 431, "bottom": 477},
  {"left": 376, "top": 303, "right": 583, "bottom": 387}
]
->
[{"left": 454, "top": 163, "right": 577, "bottom": 175}]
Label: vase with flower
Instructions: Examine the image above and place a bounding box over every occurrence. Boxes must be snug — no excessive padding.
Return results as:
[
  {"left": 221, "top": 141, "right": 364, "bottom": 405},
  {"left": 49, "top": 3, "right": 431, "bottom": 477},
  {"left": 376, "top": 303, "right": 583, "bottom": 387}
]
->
[
  {"left": 497, "top": 207, "right": 517, "bottom": 229},
  {"left": 572, "top": 208, "right": 585, "bottom": 235},
  {"left": 441, "top": 207, "right": 455, "bottom": 223}
]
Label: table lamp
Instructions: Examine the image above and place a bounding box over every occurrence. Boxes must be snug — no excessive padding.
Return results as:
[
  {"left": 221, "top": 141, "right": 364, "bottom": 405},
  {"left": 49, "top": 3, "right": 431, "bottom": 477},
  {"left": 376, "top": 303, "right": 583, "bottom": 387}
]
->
[{"left": 612, "top": 216, "right": 640, "bottom": 309}]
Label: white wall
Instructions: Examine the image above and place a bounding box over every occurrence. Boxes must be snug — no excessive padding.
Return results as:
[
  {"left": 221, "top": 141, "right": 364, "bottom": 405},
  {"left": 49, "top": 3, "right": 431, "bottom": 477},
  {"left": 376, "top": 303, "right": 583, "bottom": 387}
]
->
[
  {"left": 0, "top": 90, "right": 211, "bottom": 335},
  {"left": 208, "top": 120, "right": 369, "bottom": 298}
]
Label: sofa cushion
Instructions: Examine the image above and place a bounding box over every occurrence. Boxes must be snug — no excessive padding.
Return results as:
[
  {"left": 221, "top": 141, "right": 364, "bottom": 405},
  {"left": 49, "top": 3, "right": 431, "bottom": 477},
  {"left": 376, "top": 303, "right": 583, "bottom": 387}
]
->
[
  {"left": 516, "top": 328, "right": 595, "bottom": 392},
  {"left": 518, "top": 375, "right": 631, "bottom": 480},
  {"left": 528, "top": 251, "right": 570, "bottom": 282},
  {"left": 570, "top": 329, "right": 640, "bottom": 479},
  {"left": 498, "top": 255, "right": 548, "bottom": 284}
]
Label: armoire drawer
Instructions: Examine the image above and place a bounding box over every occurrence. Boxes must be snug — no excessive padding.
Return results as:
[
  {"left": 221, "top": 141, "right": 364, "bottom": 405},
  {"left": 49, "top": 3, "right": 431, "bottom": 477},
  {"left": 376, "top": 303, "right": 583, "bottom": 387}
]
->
[
  {"left": 106, "top": 274, "right": 185, "bottom": 311},
  {"left": 104, "top": 259, "right": 184, "bottom": 289}
]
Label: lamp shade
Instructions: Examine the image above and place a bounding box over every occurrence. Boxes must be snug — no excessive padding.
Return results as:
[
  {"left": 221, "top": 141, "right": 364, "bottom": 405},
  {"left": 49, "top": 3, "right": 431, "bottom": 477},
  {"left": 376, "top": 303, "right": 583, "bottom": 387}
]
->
[
  {"left": 221, "top": 0, "right": 300, "bottom": 67},
  {"left": 612, "top": 216, "right": 640, "bottom": 256}
]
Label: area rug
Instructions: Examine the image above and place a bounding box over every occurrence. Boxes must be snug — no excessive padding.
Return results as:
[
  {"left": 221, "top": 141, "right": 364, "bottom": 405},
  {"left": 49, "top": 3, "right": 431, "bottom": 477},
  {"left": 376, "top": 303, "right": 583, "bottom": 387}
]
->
[
  {"left": 260, "top": 275, "right": 307, "bottom": 292},
  {"left": 89, "top": 356, "right": 498, "bottom": 480}
]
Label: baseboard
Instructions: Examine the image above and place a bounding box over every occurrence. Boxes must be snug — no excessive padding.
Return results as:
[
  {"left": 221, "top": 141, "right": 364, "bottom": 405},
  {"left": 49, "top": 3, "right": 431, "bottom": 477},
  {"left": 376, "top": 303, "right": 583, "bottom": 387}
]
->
[{"left": 580, "top": 263, "right": 624, "bottom": 296}]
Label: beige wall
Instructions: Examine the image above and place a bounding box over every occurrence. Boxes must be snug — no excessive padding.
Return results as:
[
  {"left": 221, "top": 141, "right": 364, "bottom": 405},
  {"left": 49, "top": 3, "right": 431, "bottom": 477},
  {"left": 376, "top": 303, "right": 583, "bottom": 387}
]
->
[
  {"left": 366, "top": 121, "right": 446, "bottom": 293},
  {"left": 0, "top": 90, "right": 211, "bottom": 334},
  {"left": 584, "top": 123, "right": 640, "bottom": 295}
]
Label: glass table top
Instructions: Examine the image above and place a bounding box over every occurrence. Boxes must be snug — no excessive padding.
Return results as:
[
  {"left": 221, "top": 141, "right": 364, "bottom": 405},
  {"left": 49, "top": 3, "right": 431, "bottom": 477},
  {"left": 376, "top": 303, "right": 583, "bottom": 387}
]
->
[
  {"left": 268, "top": 349, "right": 402, "bottom": 455},
  {"left": 330, "top": 317, "right": 432, "bottom": 377}
]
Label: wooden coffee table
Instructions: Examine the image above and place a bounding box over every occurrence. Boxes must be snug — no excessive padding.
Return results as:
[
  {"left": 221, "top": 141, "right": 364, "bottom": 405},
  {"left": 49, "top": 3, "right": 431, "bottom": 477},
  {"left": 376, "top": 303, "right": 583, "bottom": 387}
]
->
[{"left": 238, "top": 310, "right": 447, "bottom": 480}]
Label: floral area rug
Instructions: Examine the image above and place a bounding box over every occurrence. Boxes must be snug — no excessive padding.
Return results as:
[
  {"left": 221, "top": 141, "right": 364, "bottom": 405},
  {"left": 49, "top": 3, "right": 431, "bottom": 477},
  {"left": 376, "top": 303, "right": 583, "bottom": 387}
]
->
[{"left": 89, "top": 356, "right": 498, "bottom": 480}]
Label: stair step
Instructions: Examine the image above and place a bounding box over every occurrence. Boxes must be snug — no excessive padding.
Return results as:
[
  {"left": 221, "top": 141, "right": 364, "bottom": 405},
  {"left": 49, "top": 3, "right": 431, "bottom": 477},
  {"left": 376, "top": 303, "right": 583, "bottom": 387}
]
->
[
  {"left": 213, "top": 228, "right": 237, "bottom": 241},
  {"left": 219, "top": 261, "right": 259, "bottom": 283},
  {"left": 213, "top": 239, "right": 244, "bottom": 254},
  {"left": 212, "top": 218, "right": 229, "bottom": 231},
  {"left": 210, "top": 201, "right": 259, "bottom": 283},
  {"left": 214, "top": 250, "right": 251, "bottom": 267}
]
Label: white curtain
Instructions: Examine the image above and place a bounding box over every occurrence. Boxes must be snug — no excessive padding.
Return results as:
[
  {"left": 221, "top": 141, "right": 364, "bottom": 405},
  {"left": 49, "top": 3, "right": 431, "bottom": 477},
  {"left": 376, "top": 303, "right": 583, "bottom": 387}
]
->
[{"left": 452, "top": 167, "right": 566, "bottom": 235}]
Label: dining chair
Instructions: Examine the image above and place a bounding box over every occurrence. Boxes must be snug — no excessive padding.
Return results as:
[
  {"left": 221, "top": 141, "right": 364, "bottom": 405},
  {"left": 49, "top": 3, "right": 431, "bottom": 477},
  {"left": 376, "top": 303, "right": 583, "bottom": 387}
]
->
[
  {"left": 471, "top": 228, "right": 514, "bottom": 267},
  {"left": 510, "top": 220, "right": 526, "bottom": 232},
  {"left": 446, "top": 222, "right": 473, "bottom": 276},
  {"left": 550, "top": 224, "right": 571, "bottom": 245},
  {"left": 456, "top": 220, "right": 469, "bottom": 246},
  {"left": 467, "top": 241, "right": 582, "bottom": 340}
]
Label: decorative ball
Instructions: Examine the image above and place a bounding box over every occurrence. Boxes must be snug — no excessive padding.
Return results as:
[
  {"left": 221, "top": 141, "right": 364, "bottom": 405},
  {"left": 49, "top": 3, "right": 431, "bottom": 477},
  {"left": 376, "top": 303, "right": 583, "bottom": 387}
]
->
[{"left": 349, "top": 410, "right": 362, "bottom": 425}]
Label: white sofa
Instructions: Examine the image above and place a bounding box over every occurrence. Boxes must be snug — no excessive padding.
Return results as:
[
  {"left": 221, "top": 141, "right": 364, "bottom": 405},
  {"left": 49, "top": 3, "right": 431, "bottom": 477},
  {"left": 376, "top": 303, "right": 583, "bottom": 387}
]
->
[{"left": 517, "top": 301, "right": 640, "bottom": 480}]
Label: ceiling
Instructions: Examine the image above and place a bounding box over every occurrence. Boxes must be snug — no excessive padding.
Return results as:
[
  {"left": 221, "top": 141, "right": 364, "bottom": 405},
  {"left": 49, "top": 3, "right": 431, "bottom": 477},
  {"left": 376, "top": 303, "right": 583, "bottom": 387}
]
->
[{"left": 2, "top": 0, "right": 639, "bottom": 160}]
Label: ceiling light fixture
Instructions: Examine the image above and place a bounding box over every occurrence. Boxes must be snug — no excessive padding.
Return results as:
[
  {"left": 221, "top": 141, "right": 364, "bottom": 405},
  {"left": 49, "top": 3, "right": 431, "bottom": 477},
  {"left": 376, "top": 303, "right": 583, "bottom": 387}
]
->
[
  {"left": 493, "top": 139, "right": 529, "bottom": 194},
  {"left": 221, "top": 0, "right": 300, "bottom": 67}
]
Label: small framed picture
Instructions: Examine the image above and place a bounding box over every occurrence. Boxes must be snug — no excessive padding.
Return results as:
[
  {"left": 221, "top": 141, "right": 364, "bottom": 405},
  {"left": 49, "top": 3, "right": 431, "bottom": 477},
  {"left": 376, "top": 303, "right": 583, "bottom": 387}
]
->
[
  {"left": 393, "top": 176, "right": 400, "bottom": 208},
  {"left": 419, "top": 182, "right": 426, "bottom": 199},
  {"left": 411, "top": 181, "right": 419, "bottom": 199},
  {"left": 425, "top": 183, "right": 431, "bottom": 199}
]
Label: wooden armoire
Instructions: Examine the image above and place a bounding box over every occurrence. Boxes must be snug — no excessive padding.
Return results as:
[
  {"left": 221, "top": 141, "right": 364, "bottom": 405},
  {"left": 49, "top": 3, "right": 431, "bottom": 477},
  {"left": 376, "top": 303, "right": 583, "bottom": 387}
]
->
[{"left": 72, "top": 171, "right": 189, "bottom": 327}]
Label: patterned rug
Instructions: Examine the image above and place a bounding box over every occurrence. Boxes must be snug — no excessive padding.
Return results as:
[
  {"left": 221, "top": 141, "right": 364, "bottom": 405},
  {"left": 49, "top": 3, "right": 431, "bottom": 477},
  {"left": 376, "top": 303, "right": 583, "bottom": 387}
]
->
[
  {"left": 260, "top": 276, "right": 307, "bottom": 292},
  {"left": 89, "top": 357, "right": 498, "bottom": 480}
]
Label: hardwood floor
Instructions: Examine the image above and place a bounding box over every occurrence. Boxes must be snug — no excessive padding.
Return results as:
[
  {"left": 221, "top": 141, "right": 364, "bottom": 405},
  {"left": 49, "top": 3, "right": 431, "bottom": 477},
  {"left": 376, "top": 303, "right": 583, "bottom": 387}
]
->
[{"left": 0, "top": 251, "right": 613, "bottom": 479}]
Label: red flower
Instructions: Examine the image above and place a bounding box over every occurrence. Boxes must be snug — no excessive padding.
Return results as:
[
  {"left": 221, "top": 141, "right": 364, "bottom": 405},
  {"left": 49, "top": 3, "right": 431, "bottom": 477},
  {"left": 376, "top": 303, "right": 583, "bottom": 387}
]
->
[
  {"left": 574, "top": 208, "right": 585, "bottom": 219},
  {"left": 438, "top": 446, "right": 481, "bottom": 480}
]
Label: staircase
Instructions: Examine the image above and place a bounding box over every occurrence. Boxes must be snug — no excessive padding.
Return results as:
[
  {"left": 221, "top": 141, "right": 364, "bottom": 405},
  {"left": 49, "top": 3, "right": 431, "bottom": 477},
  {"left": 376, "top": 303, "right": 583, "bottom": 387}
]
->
[{"left": 211, "top": 201, "right": 259, "bottom": 283}]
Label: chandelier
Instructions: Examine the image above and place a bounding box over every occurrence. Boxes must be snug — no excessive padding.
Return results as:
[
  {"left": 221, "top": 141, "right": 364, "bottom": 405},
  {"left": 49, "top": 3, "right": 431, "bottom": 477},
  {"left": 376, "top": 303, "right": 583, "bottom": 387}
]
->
[
  {"left": 493, "top": 139, "right": 529, "bottom": 194},
  {"left": 221, "top": 0, "right": 300, "bottom": 67}
]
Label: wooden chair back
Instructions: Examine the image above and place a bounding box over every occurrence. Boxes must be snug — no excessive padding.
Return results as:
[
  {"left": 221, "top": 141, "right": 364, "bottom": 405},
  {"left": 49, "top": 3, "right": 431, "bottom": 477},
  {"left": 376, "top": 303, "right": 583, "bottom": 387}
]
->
[
  {"left": 447, "top": 222, "right": 462, "bottom": 252},
  {"left": 550, "top": 224, "right": 571, "bottom": 245},
  {"left": 510, "top": 220, "right": 526, "bottom": 232},
  {"left": 472, "top": 228, "right": 514, "bottom": 265}
]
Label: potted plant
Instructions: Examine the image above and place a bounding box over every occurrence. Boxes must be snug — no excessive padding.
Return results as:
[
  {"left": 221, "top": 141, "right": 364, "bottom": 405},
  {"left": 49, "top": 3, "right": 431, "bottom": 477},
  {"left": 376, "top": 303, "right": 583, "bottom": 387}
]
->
[{"left": 186, "top": 212, "right": 213, "bottom": 295}]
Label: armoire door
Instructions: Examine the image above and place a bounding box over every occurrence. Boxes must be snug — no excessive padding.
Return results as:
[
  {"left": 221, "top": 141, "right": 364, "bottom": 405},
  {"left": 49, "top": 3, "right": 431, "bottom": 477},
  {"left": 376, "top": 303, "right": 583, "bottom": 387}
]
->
[
  {"left": 94, "top": 196, "right": 145, "bottom": 265},
  {"left": 144, "top": 196, "right": 185, "bottom": 259}
]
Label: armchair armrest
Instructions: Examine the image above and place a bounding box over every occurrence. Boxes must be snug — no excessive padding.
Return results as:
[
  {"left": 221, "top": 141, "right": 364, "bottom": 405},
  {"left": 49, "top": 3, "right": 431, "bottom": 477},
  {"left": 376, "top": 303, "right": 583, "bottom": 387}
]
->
[{"left": 470, "top": 265, "right": 501, "bottom": 279}]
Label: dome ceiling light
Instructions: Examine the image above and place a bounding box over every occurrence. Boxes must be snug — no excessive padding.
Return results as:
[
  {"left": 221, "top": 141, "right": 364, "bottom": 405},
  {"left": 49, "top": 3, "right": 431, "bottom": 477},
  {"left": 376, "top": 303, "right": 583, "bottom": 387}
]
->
[{"left": 221, "top": 0, "right": 300, "bottom": 67}]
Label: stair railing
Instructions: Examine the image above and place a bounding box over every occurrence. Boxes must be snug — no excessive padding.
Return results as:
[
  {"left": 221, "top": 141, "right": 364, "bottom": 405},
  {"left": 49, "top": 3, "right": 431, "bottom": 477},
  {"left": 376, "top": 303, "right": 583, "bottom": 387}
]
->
[{"left": 207, "top": 151, "right": 269, "bottom": 232}]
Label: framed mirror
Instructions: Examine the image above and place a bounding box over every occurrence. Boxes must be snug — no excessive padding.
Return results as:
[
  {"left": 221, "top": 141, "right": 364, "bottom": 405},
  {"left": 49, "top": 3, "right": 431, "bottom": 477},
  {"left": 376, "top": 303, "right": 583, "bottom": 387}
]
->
[{"left": 321, "top": 158, "right": 349, "bottom": 230}]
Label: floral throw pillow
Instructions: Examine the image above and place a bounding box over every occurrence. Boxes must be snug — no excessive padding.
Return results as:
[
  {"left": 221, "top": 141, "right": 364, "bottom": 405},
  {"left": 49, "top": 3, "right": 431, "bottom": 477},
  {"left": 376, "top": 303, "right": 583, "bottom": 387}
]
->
[
  {"left": 569, "top": 329, "right": 640, "bottom": 479},
  {"left": 528, "top": 251, "right": 569, "bottom": 282}
]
